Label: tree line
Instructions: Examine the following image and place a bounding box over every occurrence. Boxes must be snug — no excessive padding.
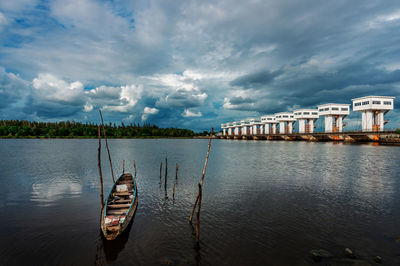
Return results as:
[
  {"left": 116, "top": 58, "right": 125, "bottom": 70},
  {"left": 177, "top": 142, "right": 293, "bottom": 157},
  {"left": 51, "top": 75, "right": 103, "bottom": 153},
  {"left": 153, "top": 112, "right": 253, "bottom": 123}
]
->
[{"left": 0, "top": 120, "right": 207, "bottom": 138}]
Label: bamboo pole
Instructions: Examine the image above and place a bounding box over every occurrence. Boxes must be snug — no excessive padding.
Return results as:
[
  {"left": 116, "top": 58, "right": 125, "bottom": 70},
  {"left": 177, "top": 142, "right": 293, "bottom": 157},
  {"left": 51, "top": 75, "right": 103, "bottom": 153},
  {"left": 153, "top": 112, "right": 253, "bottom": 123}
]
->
[
  {"left": 123, "top": 159, "right": 125, "bottom": 174},
  {"left": 199, "top": 128, "right": 213, "bottom": 186},
  {"left": 189, "top": 128, "right": 213, "bottom": 224},
  {"left": 164, "top": 157, "right": 168, "bottom": 190},
  {"left": 195, "top": 183, "right": 202, "bottom": 240},
  {"left": 172, "top": 183, "right": 176, "bottom": 200},
  {"left": 99, "top": 109, "right": 115, "bottom": 183},
  {"left": 97, "top": 126, "right": 104, "bottom": 209},
  {"left": 189, "top": 194, "right": 199, "bottom": 224},
  {"left": 134, "top": 160, "right": 137, "bottom": 178},
  {"left": 160, "top": 162, "right": 162, "bottom": 180},
  {"left": 176, "top": 163, "right": 178, "bottom": 179}
]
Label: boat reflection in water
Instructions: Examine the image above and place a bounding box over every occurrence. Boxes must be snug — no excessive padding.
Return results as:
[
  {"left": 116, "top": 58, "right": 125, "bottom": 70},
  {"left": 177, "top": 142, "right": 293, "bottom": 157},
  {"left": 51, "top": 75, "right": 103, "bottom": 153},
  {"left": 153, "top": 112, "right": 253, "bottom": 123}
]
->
[{"left": 95, "top": 213, "right": 136, "bottom": 264}]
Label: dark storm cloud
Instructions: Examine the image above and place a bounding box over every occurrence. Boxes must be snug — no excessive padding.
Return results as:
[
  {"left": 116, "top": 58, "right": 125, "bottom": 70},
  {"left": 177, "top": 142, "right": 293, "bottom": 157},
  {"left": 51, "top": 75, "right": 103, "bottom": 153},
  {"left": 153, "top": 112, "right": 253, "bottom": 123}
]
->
[
  {"left": 0, "top": 67, "right": 28, "bottom": 109},
  {"left": 228, "top": 96, "right": 255, "bottom": 105},
  {"left": 276, "top": 61, "right": 400, "bottom": 110},
  {"left": 224, "top": 58, "right": 400, "bottom": 116},
  {"left": 24, "top": 96, "right": 84, "bottom": 118},
  {"left": 229, "top": 70, "right": 283, "bottom": 88}
]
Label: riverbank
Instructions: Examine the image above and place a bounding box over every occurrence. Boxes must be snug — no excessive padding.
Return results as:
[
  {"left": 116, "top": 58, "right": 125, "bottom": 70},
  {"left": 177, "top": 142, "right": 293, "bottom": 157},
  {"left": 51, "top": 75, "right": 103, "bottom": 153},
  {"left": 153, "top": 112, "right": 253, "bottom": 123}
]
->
[{"left": 0, "top": 120, "right": 202, "bottom": 139}]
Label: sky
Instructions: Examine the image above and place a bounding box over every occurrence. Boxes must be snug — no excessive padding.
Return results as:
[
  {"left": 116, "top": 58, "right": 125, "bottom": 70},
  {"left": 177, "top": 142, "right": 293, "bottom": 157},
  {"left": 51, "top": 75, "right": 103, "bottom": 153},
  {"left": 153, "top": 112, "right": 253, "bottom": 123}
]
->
[{"left": 0, "top": 0, "right": 400, "bottom": 131}]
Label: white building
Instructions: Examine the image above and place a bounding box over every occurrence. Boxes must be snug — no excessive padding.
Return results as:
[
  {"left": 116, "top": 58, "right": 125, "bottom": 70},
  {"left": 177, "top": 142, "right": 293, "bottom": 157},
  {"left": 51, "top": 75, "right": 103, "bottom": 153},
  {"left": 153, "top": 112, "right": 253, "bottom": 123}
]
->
[
  {"left": 249, "top": 118, "right": 262, "bottom": 135},
  {"left": 221, "top": 123, "right": 227, "bottom": 136},
  {"left": 317, "top": 104, "right": 350, "bottom": 133},
  {"left": 352, "top": 96, "right": 395, "bottom": 132},
  {"left": 261, "top": 115, "right": 277, "bottom": 134},
  {"left": 240, "top": 119, "right": 251, "bottom": 135},
  {"left": 232, "top": 121, "right": 241, "bottom": 135},
  {"left": 226, "top": 122, "right": 234, "bottom": 136},
  {"left": 275, "top": 112, "right": 296, "bottom": 134},
  {"left": 293, "top": 109, "right": 319, "bottom": 133}
]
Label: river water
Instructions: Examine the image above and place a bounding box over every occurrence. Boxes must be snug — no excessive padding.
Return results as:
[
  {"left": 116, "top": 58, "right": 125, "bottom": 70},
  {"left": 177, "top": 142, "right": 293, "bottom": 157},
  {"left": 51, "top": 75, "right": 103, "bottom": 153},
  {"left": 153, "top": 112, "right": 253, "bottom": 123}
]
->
[{"left": 0, "top": 139, "right": 399, "bottom": 265}]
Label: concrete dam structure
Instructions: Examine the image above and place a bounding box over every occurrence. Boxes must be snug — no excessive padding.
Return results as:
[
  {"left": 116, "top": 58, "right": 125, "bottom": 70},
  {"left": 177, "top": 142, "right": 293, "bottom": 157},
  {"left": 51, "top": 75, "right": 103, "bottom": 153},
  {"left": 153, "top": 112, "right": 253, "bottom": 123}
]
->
[{"left": 220, "top": 95, "right": 399, "bottom": 144}]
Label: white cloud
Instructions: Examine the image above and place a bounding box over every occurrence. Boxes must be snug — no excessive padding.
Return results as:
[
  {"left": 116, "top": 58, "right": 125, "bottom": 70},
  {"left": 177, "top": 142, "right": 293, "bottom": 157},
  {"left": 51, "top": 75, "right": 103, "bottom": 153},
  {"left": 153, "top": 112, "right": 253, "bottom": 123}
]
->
[
  {"left": 87, "top": 85, "right": 121, "bottom": 100},
  {"left": 222, "top": 89, "right": 257, "bottom": 110},
  {"left": 182, "top": 109, "right": 202, "bottom": 117},
  {"left": 368, "top": 10, "right": 400, "bottom": 28},
  {"left": 0, "top": 12, "right": 8, "bottom": 30},
  {"left": 32, "top": 73, "right": 85, "bottom": 104},
  {"left": 50, "top": 0, "right": 128, "bottom": 34},
  {"left": 28, "top": 73, "right": 87, "bottom": 117},
  {"left": 144, "top": 106, "right": 159, "bottom": 114},
  {"left": 83, "top": 102, "right": 93, "bottom": 112},
  {"left": 123, "top": 114, "right": 135, "bottom": 123},
  {"left": 182, "top": 70, "right": 204, "bottom": 81},
  {"left": 147, "top": 71, "right": 209, "bottom": 109},
  {"left": 148, "top": 71, "right": 202, "bottom": 92},
  {"left": 28, "top": 74, "right": 144, "bottom": 117},
  {"left": 141, "top": 106, "right": 159, "bottom": 120},
  {"left": 99, "top": 85, "right": 143, "bottom": 113},
  {"left": 0, "top": 0, "right": 37, "bottom": 12}
]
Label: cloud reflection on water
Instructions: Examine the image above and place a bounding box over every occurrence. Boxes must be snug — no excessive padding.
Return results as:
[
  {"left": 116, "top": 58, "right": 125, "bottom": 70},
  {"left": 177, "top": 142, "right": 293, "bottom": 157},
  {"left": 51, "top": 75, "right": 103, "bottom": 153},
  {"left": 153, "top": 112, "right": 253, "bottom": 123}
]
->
[{"left": 31, "top": 177, "right": 82, "bottom": 206}]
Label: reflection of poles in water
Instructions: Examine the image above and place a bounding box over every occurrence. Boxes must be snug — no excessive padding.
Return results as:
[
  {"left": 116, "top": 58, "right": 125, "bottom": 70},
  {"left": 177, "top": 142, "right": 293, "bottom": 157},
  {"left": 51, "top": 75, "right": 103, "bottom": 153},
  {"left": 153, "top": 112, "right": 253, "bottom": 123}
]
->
[
  {"left": 134, "top": 160, "right": 137, "bottom": 179},
  {"left": 94, "top": 231, "right": 106, "bottom": 266},
  {"left": 123, "top": 160, "right": 125, "bottom": 174},
  {"left": 160, "top": 162, "right": 162, "bottom": 181},
  {"left": 176, "top": 163, "right": 179, "bottom": 179},
  {"left": 189, "top": 128, "right": 213, "bottom": 240},
  {"left": 194, "top": 235, "right": 201, "bottom": 266},
  {"left": 97, "top": 126, "right": 104, "bottom": 209},
  {"left": 195, "top": 183, "right": 202, "bottom": 239},
  {"left": 99, "top": 109, "right": 115, "bottom": 183},
  {"left": 164, "top": 157, "right": 168, "bottom": 191}
]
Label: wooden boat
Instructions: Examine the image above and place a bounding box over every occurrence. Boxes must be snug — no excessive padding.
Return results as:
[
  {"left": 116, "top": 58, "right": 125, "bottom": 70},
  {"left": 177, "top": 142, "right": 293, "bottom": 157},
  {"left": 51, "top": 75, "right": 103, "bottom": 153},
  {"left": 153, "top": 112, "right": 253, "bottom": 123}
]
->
[{"left": 101, "top": 173, "right": 138, "bottom": 240}]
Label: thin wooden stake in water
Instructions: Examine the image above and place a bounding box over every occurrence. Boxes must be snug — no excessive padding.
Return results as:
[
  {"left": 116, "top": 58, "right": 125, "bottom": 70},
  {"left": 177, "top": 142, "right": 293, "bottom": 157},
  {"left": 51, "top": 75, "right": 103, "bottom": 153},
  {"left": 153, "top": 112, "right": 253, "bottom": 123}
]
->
[
  {"left": 97, "top": 126, "right": 104, "bottom": 209},
  {"left": 176, "top": 163, "right": 178, "bottom": 179},
  {"left": 173, "top": 183, "right": 176, "bottom": 200},
  {"left": 134, "top": 160, "right": 137, "bottom": 178},
  {"left": 189, "top": 194, "right": 199, "bottom": 224},
  {"left": 199, "top": 128, "right": 213, "bottom": 186},
  {"left": 99, "top": 109, "right": 115, "bottom": 183},
  {"left": 189, "top": 128, "right": 213, "bottom": 225},
  {"left": 160, "top": 162, "right": 162, "bottom": 180},
  {"left": 123, "top": 160, "right": 125, "bottom": 174},
  {"left": 195, "top": 183, "right": 202, "bottom": 240},
  {"left": 164, "top": 157, "right": 168, "bottom": 190}
]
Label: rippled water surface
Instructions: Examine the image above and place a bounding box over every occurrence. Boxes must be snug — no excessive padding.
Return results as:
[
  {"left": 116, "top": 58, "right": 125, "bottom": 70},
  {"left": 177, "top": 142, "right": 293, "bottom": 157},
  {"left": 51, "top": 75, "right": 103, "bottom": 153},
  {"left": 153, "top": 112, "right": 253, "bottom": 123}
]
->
[{"left": 1, "top": 139, "right": 400, "bottom": 265}]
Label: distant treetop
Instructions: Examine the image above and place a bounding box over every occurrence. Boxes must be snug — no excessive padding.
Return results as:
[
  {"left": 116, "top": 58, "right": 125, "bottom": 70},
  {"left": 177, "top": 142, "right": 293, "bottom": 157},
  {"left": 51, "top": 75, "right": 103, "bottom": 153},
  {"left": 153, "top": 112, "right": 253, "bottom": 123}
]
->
[{"left": 0, "top": 120, "right": 207, "bottom": 138}]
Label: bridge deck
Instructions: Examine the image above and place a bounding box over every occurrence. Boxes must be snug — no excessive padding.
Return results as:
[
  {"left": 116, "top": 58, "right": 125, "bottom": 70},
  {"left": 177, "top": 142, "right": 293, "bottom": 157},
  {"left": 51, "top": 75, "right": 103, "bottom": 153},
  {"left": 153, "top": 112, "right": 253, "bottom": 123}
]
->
[{"left": 219, "top": 130, "right": 400, "bottom": 144}]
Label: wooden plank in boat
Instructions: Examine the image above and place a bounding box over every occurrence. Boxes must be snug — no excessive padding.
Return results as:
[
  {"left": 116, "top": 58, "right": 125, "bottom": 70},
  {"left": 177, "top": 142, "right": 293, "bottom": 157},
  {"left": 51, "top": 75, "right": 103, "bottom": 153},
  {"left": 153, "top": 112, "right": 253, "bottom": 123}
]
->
[
  {"left": 118, "top": 180, "right": 133, "bottom": 184},
  {"left": 108, "top": 204, "right": 132, "bottom": 209},
  {"left": 107, "top": 209, "right": 129, "bottom": 215},
  {"left": 115, "top": 192, "right": 132, "bottom": 196},
  {"left": 114, "top": 199, "right": 131, "bottom": 203}
]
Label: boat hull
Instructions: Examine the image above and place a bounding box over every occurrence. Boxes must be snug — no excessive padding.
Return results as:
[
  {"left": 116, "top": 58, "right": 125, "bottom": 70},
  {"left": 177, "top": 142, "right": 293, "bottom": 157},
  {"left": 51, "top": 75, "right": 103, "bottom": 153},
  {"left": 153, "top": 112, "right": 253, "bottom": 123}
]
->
[{"left": 100, "top": 173, "right": 138, "bottom": 240}]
